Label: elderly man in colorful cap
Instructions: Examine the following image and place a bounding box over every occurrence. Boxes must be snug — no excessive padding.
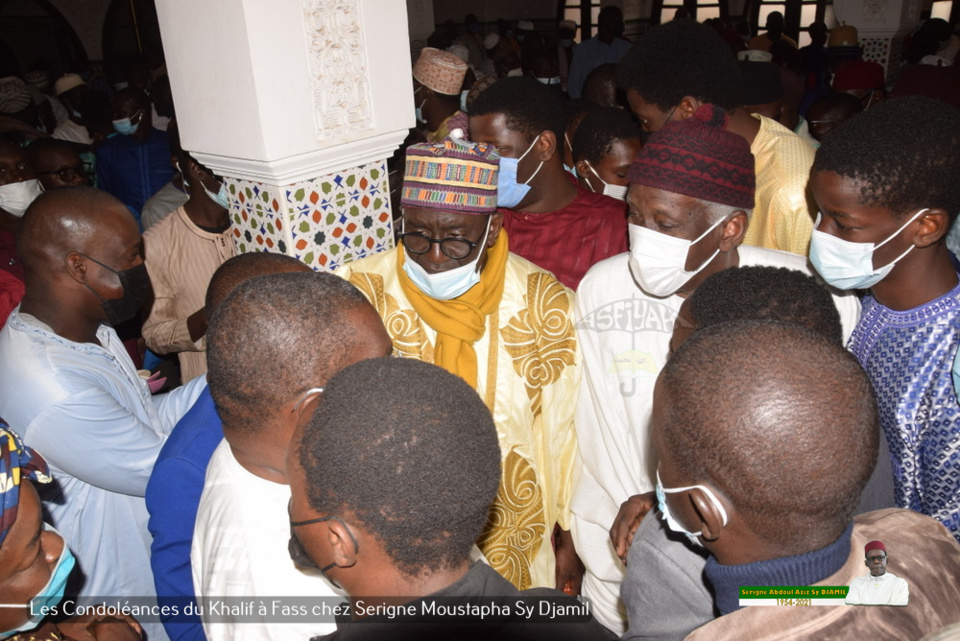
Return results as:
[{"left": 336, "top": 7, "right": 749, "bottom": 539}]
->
[
  {"left": 845, "top": 541, "right": 910, "bottom": 605},
  {"left": 0, "top": 425, "right": 141, "bottom": 640},
  {"left": 571, "top": 104, "right": 861, "bottom": 634},
  {"left": 413, "top": 47, "right": 469, "bottom": 143},
  {"left": 340, "top": 138, "right": 584, "bottom": 595}
]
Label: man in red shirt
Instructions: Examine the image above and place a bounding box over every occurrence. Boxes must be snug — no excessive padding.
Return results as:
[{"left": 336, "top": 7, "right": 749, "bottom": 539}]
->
[{"left": 469, "top": 77, "right": 628, "bottom": 291}]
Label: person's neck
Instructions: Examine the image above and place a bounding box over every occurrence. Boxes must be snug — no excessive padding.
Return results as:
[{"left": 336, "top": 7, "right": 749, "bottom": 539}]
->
[
  {"left": 870, "top": 245, "right": 959, "bottom": 311},
  {"left": 132, "top": 124, "right": 152, "bottom": 144},
  {"left": 349, "top": 561, "right": 472, "bottom": 612},
  {"left": 515, "top": 161, "right": 578, "bottom": 213},
  {"left": 226, "top": 431, "right": 290, "bottom": 485},
  {"left": 19, "top": 292, "right": 102, "bottom": 345},
  {"left": 183, "top": 193, "right": 229, "bottom": 229},
  {"left": 725, "top": 108, "right": 762, "bottom": 147},
  {"left": 0, "top": 209, "right": 19, "bottom": 233}
]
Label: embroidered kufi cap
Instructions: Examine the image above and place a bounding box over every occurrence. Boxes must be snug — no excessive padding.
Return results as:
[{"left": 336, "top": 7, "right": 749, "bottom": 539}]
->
[
  {"left": 0, "top": 77, "right": 32, "bottom": 114},
  {"left": 402, "top": 139, "right": 500, "bottom": 214},
  {"left": 413, "top": 47, "right": 468, "bottom": 96}
]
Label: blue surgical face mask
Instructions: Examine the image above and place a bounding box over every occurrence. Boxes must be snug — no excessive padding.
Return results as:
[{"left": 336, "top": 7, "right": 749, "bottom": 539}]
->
[
  {"left": 656, "top": 469, "right": 728, "bottom": 549},
  {"left": 414, "top": 87, "right": 427, "bottom": 125},
  {"left": 536, "top": 76, "right": 561, "bottom": 86},
  {"left": 497, "top": 135, "right": 543, "bottom": 209},
  {"left": 203, "top": 180, "right": 230, "bottom": 209},
  {"left": 402, "top": 217, "right": 491, "bottom": 300},
  {"left": 460, "top": 89, "right": 470, "bottom": 113},
  {"left": 0, "top": 524, "right": 76, "bottom": 639},
  {"left": 809, "top": 209, "right": 926, "bottom": 291},
  {"left": 112, "top": 110, "right": 141, "bottom": 136}
]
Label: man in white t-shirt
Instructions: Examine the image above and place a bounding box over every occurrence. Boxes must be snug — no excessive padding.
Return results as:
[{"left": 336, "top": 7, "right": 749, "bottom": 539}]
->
[
  {"left": 571, "top": 103, "right": 860, "bottom": 634},
  {"left": 845, "top": 540, "right": 909, "bottom": 606},
  {"left": 191, "top": 271, "right": 392, "bottom": 641}
]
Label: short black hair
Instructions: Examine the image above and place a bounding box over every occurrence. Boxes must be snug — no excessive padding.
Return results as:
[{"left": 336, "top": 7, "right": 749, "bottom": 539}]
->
[
  {"left": 617, "top": 20, "right": 743, "bottom": 111},
  {"left": 563, "top": 98, "right": 601, "bottom": 134},
  {"left": 25, "top": 137, "right": 78, "bottom": 163},
  {"left": 207, "top": 271, "right": 371, "bottom": 433},
  {"left": 687, "top": 266, "right": 843, "bottom": 344},
  {"left": 571, "top": 107, "right": 642, "bottom": 166},
  {"left": 813, "top": 96, "right": 960, "bottom": 221},
  {"left": 469, "top": 76, "right": 565, "bottom": 142},
  {"left": 658, "top": 320, "right": 878, "bottom": 550},
  {"left": 298, "top": 357, "right": 501, "bottom": 578},
  {"left": 204, "top": 251, "right": 310, "bottom": 314}
]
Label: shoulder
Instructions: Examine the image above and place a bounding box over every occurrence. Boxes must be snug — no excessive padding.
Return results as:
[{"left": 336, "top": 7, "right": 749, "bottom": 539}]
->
[
  {"left": 752, "top": 116, "right": 816, "bottom": 162},
  {"left": 738, "top": 245, "right": 812, "bottom": 272},
  {"left": 577, "top": 253, "right": 633, "bottom": 298},
  {"left": 568, "top": 187, "right": 629, "bottom": 217}
]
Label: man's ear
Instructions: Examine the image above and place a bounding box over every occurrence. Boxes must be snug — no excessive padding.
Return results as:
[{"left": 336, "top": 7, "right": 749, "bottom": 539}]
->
[
  {"left": 689, "top": 487, "right": 728, "bottom": 542},
  {"left": 912, "top": 208, "right": 951, "bottom": 248},
  {"left": 719, "top": 211, "right": 748, "bottom": 251},
  {"left": 487, "top": 213, "right": 504, "bottom": 249},
  {"left": 65, "top": 251, "right": 88, "bottom": 284},
  {"left": 676, "top": 96, "right": 703, "bottom": 121},
  {"left": 327, "top": 519, "right": 359, "bottom": 568},
  {"left": 536, "top": 130, "right": 558, "bottom": 162},
  {"left": 574, "top": 159, "right": 591, "bottom": 179}
]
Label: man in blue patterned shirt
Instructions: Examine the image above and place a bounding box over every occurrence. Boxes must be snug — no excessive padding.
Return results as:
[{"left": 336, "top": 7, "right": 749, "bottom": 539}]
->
[{"left": 808, "top": 96, "right": 960, "bottom": 542}]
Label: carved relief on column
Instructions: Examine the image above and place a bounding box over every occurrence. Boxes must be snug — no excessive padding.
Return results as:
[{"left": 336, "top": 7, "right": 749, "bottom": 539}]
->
[{"left": 302, "top": 0, "right": 374, "bottom": 143}]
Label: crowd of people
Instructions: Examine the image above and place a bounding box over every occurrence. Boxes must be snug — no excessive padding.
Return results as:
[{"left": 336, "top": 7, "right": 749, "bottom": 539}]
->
[{"left": 1, "top": 9, "right": 960, "bottom": 641}]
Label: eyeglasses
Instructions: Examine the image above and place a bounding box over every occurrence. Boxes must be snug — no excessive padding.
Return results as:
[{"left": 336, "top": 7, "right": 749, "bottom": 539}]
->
[
  {"left": 287, "top": 501, "right": 360, "bottom": 571},
  {"left": 37, "top": 164, "right": 88, "bottom": 182},
  {"left": 398, "top": 231, "right": 481, "bottom": 260},
  {"left": 866, "top": 554, "right": 886, "bottom": 562}
]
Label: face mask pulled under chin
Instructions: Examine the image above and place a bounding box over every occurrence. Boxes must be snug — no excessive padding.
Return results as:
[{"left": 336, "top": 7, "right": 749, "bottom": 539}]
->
[
  {"left": 0, "top": 179, "right": 43, "bottom": 217},
  {"left": 402, "top": 218, "right": 491, "bottom": 301},
  {"left": 808, "top": 210, "right": 926, "bottom": 290},
  {"left": 628, "top": 217, "right": 726, "bottom": 298},
  {"left": 584, "top": 163, "right": 628, "bottom": 201},
  {"left": 0, "top": 524, "right": 75, "bottom": 639}
]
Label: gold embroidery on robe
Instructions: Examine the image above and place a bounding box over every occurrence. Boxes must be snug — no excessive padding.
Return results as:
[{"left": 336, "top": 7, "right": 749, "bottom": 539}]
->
[
  {"left": 501, "top": 272, "right": 577, "bottom": 416},
  {"left": 477, "top": 448, "right": 545, "bottom": 589},
  {"left": 348, "top": 272, "right": 434, "bottom": 362}
]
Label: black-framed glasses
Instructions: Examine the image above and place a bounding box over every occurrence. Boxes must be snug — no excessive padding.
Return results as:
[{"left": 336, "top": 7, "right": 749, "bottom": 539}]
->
[
  {"left": 866, "top": 554, "right": 886, "bottom": 563},
  {"left": 37, "top": 164, "right": 87, "bottom": 182},
  {"left": 288, "top": 500, "right": 360, "bottom": 571},
  {"left": 398, "top": 231, "right": 480, "bottom": 260}
]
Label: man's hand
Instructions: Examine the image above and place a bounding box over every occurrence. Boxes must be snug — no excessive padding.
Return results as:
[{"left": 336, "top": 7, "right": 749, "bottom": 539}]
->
[
  {"left": 56, "top": 612, "right": 143, "bottom": 641},
  {"left": 610, "top": 492, "right": 656, "bottom": 564},
  {"left": 554, "top": 527, "right": 585, "bottom": 596}
]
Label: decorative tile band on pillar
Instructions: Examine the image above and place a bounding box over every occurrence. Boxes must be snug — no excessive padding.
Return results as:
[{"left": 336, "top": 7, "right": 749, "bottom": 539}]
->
[{"left": 226, "top": 159, "right": 395, "bottom": 271}]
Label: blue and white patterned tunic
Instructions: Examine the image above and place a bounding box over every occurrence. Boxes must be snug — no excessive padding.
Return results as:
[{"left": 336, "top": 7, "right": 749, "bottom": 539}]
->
[{"left": 848, "top": 279, "right": 960, "bottom": 542}]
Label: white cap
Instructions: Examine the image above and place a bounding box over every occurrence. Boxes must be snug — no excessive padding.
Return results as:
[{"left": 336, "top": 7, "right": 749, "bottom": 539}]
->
[
  {"left": 518, "top": 20, "right": 535, "bottom": 31},
  {"left": 483, "top": 33, "right": 500, "bottom": 50}
]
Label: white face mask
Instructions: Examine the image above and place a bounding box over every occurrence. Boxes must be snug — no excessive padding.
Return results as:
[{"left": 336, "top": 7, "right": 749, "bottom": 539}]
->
[
  {"left": 656, "top": 469, "right": 728, "bottom": 548},
  {"left": 0, "top": 179, "right": 43, "bottom": 217},
  {"left": 401, "top": 217, "right": 491, "bottom": 301},
  {"left": 809, "top": 210, "right": 926, "bottom": 291},
  {"left": 628, "top": 216, "right": 726, "bottom": 297},
  {"left": 584, "top": 163, "right": 628, "bottom": 201}
]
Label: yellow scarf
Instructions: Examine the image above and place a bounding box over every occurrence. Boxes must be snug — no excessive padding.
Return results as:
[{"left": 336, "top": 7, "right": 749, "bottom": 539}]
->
[{"left": 397, "top": 231, "right": 509, "bottom": 388}]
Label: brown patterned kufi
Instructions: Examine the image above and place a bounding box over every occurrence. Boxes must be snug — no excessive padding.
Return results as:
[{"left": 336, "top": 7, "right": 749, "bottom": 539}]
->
[
  {"left": 628, "top": 103, "right": 756, "bottom": 209},
  {"left": 402, "top": 138, "right": 500, "bottom": 214},
  {"left": 413, "top": 47, "right": 468, "bottom": 96}
]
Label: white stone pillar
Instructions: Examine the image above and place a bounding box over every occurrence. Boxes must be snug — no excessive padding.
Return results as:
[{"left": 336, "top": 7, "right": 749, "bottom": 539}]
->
[
  {"left": 834, "top": 0, "right": 922, "bottom": 82},
  {"left": 154, "top": 0, "right": 413, "bottom": 270}
]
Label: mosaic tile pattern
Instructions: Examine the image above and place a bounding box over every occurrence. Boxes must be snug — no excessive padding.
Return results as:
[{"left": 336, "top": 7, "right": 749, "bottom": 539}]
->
[
  {"left": 227, "top": 179, "right": 290, "bottom": 255},
  {"left": 227, "top": 160, "right": 395, "bottom": 272},
  {"left": 861, "top": 37, "right": 892, "bottom": 69},
  {"left": 287, "top": 160, "right": 394, "bottom": 270}
]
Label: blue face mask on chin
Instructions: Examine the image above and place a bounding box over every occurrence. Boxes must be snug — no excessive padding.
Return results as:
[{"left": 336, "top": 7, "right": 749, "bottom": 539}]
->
[
  {"left": 1, "top": 524, "right": 76, "bottom": 639},
  {"left": 497, "top": 135, "right": 544, "bottom": 209},
  {"left": 112, "top": 110, "right": 141, "bottom": 136},
  {"left": 203, "top": 180, "right": 230, "bottom": 210}
]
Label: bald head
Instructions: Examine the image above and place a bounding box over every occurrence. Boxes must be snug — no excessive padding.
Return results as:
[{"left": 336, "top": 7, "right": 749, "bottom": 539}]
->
[
  {"left": 18, "top": 187, "right": 135, "bottom": 276},
  {"left": 205, "top": 252, "right": 311, "bottom": 317},
  {"left": 656, "top": 320, "right": 878, "bottom": 550},
  {"left": 207, "top": 271, "right": 392, "bottom": 435}
]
